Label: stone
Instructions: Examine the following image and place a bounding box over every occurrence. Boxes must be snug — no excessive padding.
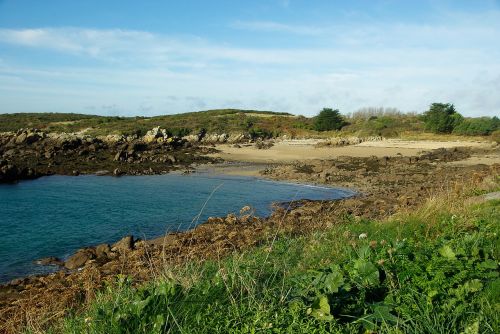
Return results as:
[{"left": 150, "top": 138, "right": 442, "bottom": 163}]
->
[
  {"left": 64, "top": 248, "right": 95, "bottom": 269},
  {"left": 34, "top": 256, "right": 64, "bottom": 266},
  {"left": 111, "top": 235, "right": 134, "bottom": 253},
  {"left": 114, "top": 151, "right": 124, "bottom": 161},
  {"left": 95, "top": 243, "right": 112, "bottom": 259},
  {"left": 14, "top": 133, "right": 27, "bottom": 144}
]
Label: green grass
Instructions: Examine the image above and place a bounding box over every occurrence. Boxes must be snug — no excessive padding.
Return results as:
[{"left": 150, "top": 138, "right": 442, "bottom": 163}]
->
[
  {"left": 54, "top": 192, "right": 499, "bottom": 333},
  {"left": 2, "top": 110, "right": 498, "bottom": 141}
]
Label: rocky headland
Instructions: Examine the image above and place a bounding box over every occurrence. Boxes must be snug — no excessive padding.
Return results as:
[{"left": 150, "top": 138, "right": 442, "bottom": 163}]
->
[{"left": 0, "top": 127, "right": 248, "bottom": 183}]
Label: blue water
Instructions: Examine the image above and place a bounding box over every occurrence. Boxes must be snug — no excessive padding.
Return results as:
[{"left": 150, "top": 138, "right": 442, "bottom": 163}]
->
[{"left": 0, "top": 173, "right": 354, "bottom": 282}]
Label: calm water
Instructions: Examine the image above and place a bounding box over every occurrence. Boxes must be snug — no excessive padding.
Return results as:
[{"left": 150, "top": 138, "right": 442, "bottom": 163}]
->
[{"left": 0, "top": 173, "right": 354, "bottom": 282}]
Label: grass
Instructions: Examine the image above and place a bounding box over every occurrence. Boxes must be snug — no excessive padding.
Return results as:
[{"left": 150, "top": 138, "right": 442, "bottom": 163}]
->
[
  {"left": 47, "top": 178, "right": 500, "bottom": 334},
  {"left": 2, "top": 109, "right": 497, "bottom": 142}
]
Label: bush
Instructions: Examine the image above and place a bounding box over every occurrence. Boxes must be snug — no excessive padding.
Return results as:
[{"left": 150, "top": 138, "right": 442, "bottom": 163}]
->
[
  {"left": 314, "top": 108, "right": 346, "bottom": 131},
  {"left": 491, "top": 130, "right": 500, "bottom": 144},
  {"left": 453, "top": 117, "right": 500, "bottom": 136},
  {"left": 422, "top": 103, "right": 463, "bottom": 133}
]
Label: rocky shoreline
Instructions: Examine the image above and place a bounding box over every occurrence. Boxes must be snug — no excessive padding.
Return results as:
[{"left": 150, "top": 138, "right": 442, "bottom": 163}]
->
[
  {"left": 0, "top": 128, "right": 388, "bottom": 183},
  {"left": 0, "top": 127, "right": 227, "bottom": 183},
  {"left": 0, "top": 142, "right": 499, "bottom": 332}
]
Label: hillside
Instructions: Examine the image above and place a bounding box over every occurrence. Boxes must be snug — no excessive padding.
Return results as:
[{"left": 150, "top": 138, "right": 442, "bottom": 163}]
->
[{"left": 1, "top": 109, "right": 498, "bottom": 142}]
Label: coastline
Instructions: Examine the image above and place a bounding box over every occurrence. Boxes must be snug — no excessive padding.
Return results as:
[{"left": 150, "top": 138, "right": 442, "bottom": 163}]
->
[{"left": 1, "top": 139, "right": 499, "bottom": 332}]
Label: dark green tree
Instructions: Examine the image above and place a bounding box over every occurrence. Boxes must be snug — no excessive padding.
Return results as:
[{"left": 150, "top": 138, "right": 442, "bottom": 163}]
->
[
  {"left": 314, "top": 108, "right": 346, "bottom": 131},
  {"left": 422, "top": 103, "right": 463, "bottom": 133}
]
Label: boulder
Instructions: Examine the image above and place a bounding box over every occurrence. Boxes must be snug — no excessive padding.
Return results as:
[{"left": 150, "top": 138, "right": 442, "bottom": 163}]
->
[
  {"left": 64, "top": 248, "right": 95, "bottom": 269},
  {"left": 95, "top": 243, "right": 112, "bottom": 259},
  {"left": 114, "top": 151, "right": 124, "bottom": 161},
  {"left": 111, "top": 235, "right": 134, "bottom": 253},
  {"left": 14, "top": 133, "right": 27, "bottom": 144}
]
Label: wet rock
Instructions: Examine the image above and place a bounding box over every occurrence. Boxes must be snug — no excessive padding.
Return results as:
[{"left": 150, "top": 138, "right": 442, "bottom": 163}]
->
[
  {"left": 113, "top": 168, "right": 123, "bottom": 176},
  {"left": 35, "top": 256, "right": 64, "bottom": 266},
  {"left": 64, "top": 248, "right": 96, "bottom": 269}
]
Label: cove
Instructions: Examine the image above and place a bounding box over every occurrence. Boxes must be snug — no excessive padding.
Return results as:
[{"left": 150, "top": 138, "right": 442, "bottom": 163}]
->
[{"left": 0, "top": 173, "right": 355, "bottom": 282}]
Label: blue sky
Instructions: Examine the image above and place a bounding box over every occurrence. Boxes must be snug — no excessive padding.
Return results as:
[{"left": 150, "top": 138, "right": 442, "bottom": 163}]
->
[{"left": 0, "top": 0, "right": 499, "bottom": 117}]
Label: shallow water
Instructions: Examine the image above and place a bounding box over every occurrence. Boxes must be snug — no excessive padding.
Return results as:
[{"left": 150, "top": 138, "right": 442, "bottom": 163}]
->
[{"left": 0, "top": 173, "right": 354, "bottom": 282}]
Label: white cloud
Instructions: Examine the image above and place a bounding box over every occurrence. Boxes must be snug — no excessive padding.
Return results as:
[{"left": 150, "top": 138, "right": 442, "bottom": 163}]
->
[
  {"left": 0, "top": 11, "right": 499, "bottom": 117},
  {"left": 231, "top": 21, "right": 324, "bottom": 36}
]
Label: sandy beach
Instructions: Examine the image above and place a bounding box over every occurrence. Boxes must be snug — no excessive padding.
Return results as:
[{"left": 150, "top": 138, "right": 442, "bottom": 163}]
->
[{"left": 209, "top": 139, "right": 495, "bottom": 164}]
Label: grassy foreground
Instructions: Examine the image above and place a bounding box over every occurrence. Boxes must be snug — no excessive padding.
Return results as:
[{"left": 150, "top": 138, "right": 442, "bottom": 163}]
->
[{"left": 49, "top": 181, "right": 499, "bottom": 333}]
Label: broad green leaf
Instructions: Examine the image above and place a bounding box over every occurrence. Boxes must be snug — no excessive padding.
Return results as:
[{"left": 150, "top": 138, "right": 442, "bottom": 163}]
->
[
  {"left": 310, "top": 295, "right": 333, "bottom": 321},
  {"left": 354, "top": 259, "right": 380, "bottom": 286},
  {"left": 465, "top": 279, "right": 483, "bottom": 293},
  {"left": 479, "top": 259, "right": 498, "bottom": 270},
  {"left": 324, "top": 270, "right": 344, "bottom": 293},
  {"left": 439, "top": 245, "right": 456, "bottom": 260}
]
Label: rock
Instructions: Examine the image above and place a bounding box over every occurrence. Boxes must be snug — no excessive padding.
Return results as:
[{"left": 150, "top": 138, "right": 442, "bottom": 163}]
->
[
  {"left": 113, "top": 168, "right": 123, "bottom": 176},
  {"left": 25, "top": 133, "right": 41, "bottom": 144},
  {"left": 35, "top": 256, "right": 64, "bottom": 266},
  {"left": 111, "top": 235, "right": 134, "bottom": 253},
  {"left": 144, "top": 126, "right": 165, "bottom": 143},
  {"left": 14, "top": 133, "right": 27, "bottom": 144},
  {"left": 166, "top": 154, "right": 176, "bottom": 163},
  {"left": 64, "top": 248, "right": 95, "bottom": 269},
  {"left": 114, "top": 151, "right": 124, "bottom": 161},
  {"left": 95, "top": 243, "right": 112, "bottom": 259}
]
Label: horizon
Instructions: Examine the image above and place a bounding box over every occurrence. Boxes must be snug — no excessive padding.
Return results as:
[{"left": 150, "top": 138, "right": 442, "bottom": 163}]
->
[{"left": 1, "top": 0, "right": 499, "bottom": 117}]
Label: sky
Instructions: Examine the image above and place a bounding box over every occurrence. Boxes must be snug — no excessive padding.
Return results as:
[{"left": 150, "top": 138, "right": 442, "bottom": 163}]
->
[{"left": 0, "top": 0, "right": 499, "bottom": 117}]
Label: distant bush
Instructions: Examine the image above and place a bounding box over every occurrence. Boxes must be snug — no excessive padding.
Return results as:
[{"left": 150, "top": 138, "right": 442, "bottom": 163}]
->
[
  {"left": 249, "top": 127, "right": 273, "bottom": 140},
  {"left": 453, "top": 117, "right": 500, "bottom": 136},
  {"left": 347, "top": 107, "right": 405, "bottom": 120},
  {"left": 492, "top": 130, "right": 500, "bottom": 143},
  {"left": 422, "top": 103, "right": 463, "bottom": 133},
  {"left": 313, "top": 108, "right": 346, "bottom": 132}
]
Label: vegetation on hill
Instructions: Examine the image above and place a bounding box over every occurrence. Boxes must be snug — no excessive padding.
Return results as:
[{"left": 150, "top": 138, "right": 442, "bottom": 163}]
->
[
  {"left": 313, "top": 108, "right": 346, "bottom": 131},
  {"left": 0, "top": 106, "right": 497, "bottom": 140},
  {"left": 56, "top": 180, "right": 499, "bottom": 333},
  {"left": 422, "top": 103, "right": 463, "bottom": 134},
  {"left": 421, "top": 103, "right": 499, "bottom": 136}
]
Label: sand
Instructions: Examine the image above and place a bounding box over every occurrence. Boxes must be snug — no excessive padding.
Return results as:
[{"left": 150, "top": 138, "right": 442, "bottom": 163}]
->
[{"left": 208, "top": 139, "right": 494, "bottom": 164}]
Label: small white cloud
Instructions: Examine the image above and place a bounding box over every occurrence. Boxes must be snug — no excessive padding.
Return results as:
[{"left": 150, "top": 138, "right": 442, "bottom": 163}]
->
[{"left": 231, "top": 20, "right": 323, "bottom": 35}]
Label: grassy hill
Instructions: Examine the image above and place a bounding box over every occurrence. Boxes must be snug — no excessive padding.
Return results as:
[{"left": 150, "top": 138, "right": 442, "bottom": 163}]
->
[
  {"left": 0, "top": 110, "right": 307, "bottom": 137},
  {"left": 0, "top": 109, "right": 497, "bottom": 140}
]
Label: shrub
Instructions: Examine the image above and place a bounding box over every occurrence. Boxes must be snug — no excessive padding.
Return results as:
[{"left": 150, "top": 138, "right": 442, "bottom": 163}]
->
[
  {"left": 422, "top": 103, "right": 463, "bottom": 133},
  {"left": 314, "top": 108, "right": 346, "bottom": 131},
  {"left": 453, "top": 117, "right": 500, "bottom": 136}
]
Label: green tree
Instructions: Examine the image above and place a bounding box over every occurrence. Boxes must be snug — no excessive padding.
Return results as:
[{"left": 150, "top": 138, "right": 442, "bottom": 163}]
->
[
  {"left": 314, "top": 108, "right": 346, "bottom": 131},
  {"left": 453, "top": 116, "right": 500, "bottom": 136},
  {"left": 422, "top": 103, "right": 463, "bottom": 133}
]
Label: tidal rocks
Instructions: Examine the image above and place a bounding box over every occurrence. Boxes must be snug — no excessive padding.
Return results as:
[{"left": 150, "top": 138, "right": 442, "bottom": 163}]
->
[
  {"left": 0, "top": 127, "right": 216, "bottom": 183},
  {"left": 95, "top": 243, "right": 112, "bottom": 259},
  {"left": 111, "top": 235, "right": 135, "bottom": 253},
  {"left": 314, "top": 136, "right": 384, "bottom": 148},
  {"left": 64, "top": 248, "right": 96, "bottom": 269},
  {"left": 35, "top": 256, "right": 64, "bottom": 266},
  {"left": 113, "top": 168, "right": 123, "bottom": 176}
]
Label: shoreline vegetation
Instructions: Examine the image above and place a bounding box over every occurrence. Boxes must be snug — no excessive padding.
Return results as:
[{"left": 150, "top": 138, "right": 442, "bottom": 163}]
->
[{"left": 0, "top": 109, "right": 499, "bottom": 333}]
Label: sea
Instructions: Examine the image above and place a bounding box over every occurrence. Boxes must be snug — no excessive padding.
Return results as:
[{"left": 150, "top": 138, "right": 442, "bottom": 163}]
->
[{"left": 0, "top": 172, "right": 355, "bottom": 282}]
